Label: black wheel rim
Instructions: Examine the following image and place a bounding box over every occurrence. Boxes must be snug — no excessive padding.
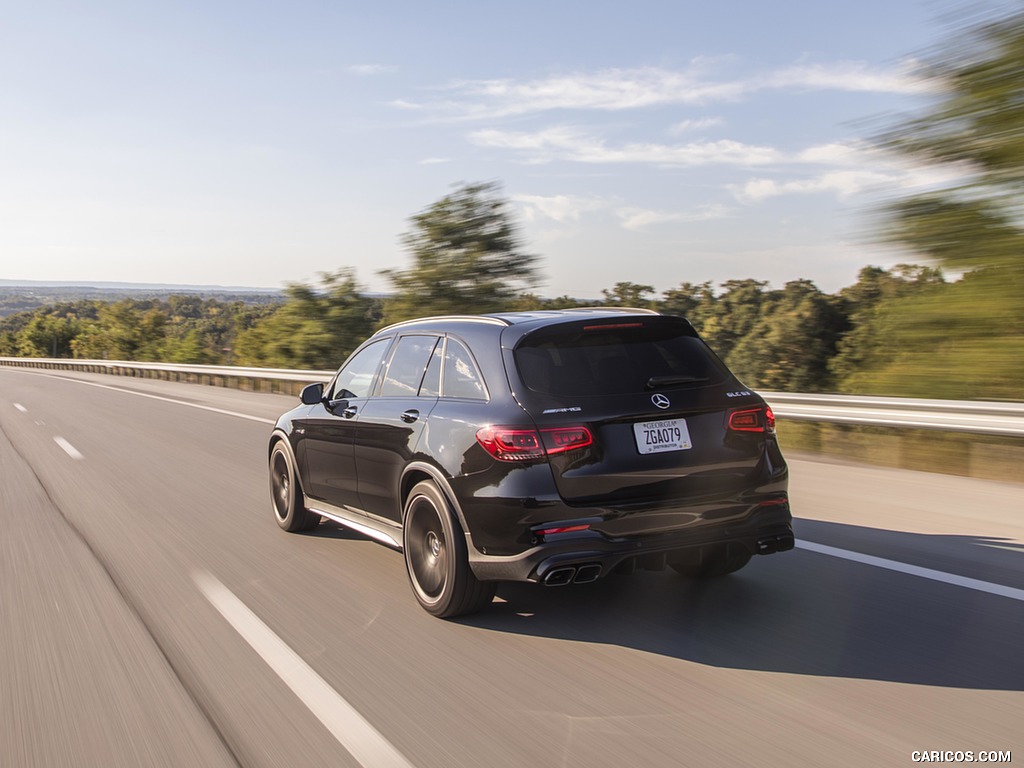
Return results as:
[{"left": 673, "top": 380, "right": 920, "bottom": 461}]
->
[
  {"left": 271, "top": 451, "right": 290, "bottom": 520},
  {"left": 407, "top": 496, "right": 447, "bottom": 600}
]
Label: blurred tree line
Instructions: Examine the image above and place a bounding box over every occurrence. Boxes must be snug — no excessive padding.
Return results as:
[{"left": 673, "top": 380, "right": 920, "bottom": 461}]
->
[
  {"left": 2, "top": 9, "right": 1021, "bottom": 400},
  {"left": 0, "top": 250, "right": 953, "bottom": 395}
]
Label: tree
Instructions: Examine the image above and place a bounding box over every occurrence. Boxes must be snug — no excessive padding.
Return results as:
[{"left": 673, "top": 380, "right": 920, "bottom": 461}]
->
[
  {"left": 234, "top": 270, "right": 380, "bottom": 369},
  {"left": 828, "top": 265, "right": 945, "bottom": 387},
  {"left": 70, "top": 301, "right": 167, "bottom": 361},
  {"left": 727, "top": 280, "right": 847, "bottom": 392},
  {"left": 697, "top": 279, "right": 769, "bottom": 360},
  {"left": 16, "top": 314, "right": 79, "bottom": 357},
  {"left": 658, "top": 281, "right": 716, "bottom": 328},
  {"left": 855, "top": 9, "right": 1024, "bottom": 399},
  {"left": 600, "top": 282, "right": 655, "bottom": 308},
  {"left": 381, "top": 182, "right": 539, "bottom": 324}
]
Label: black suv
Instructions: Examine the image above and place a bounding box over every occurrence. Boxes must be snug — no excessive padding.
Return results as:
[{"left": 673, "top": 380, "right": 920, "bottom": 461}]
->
[{"left": 269, "top": 309, "right": 792, "bottom": 617}]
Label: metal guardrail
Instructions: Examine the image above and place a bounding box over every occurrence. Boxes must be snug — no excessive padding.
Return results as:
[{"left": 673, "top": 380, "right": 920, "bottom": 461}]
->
[
  {"left": 0, "top": 356, "right": 335, "bottom": 383},
  {"left": 762, "top": 392, "right": 1024, "bottom": 437},
  {"left": 2, "top": 357, "right": 1023, "bottom": 437}
]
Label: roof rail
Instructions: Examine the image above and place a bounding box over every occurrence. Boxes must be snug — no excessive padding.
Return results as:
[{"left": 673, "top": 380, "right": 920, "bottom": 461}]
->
[
  {"left": 376, "top": 314, "right": 511, "bottom": 334},
  {"left": 561, "top": 306, "right": 661, "bottom": 315}
]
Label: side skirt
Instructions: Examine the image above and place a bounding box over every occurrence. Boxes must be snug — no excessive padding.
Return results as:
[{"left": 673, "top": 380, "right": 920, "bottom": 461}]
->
[{"left": 306, "top": 500, "right": 403, "bottom": 550}]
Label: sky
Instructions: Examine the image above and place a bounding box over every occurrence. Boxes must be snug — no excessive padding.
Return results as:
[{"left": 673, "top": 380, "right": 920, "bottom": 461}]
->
[{"left": 0, "top": 1, "right": 1002, "bottom": 298}]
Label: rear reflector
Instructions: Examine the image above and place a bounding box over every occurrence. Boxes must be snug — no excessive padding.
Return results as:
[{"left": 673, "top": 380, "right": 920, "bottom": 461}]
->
[
  {"left": 535, "top": 524, "right": 591, "bottom": 536},
  {"left": 728, "top": 406, "right": 775, "bottom": 434},
  {"left": 476, "top": 425, "right": 593, "bottom": 462}
]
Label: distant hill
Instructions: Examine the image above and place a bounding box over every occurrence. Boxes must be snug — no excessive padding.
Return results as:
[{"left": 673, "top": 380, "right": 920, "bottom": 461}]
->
[
  {"left": 0, "top": 280, "right": 284, "bottom": 317},
  {"left": 0, "top": 278, "right": 283, "bottom": 292}
]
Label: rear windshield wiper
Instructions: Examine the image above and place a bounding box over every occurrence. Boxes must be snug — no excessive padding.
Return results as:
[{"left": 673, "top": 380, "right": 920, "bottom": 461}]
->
[{"left": 645, "top": 375, "right": 709, "bottom": 390}]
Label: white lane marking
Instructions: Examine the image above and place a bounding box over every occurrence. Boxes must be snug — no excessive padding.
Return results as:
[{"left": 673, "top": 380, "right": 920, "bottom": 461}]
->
[
  {"left": 13, "top": 403, "right": 27, "bottom": 412},
  {"left": 26, "top": 372, "right": 275, "bottom": 425},
  {"left": 54, "top": 437, "right": 84, "bottom": 460},
  {"left": 194, "top": 573, "right": 414, "bottom": 768},
  {"left": 798, "top": 540, "right": 1024, "bottom": 603}
]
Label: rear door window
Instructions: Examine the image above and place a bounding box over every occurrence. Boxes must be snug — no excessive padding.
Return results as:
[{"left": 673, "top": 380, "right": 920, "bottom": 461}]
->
[
  {"left": 514, "top": 320, "right": 728, "bottom": 397},
  {"left": 379, "top": 335, "right": 442, "bottom": 397}
]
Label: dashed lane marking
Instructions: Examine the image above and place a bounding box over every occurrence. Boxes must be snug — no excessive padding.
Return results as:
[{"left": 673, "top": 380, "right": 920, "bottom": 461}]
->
[
  {"left": 194, "top": 572, "right": 415, "bottom": 768},
  {"left": 54, "top": 437, "right": 84, "bottom": 460}
]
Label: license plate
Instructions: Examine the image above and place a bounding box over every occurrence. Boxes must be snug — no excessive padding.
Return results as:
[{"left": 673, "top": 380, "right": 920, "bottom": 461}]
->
[{"left": 634, "top": 418, "right": 692, "bottom": 454}]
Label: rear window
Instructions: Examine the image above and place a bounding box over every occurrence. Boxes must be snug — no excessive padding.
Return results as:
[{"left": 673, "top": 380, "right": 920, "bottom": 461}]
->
[{"left": 514, "top": 319, "right": 728, "bottom": 397}]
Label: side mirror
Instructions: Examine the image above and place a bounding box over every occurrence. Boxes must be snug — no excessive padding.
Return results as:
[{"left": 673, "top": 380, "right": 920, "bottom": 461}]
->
[{"left": 300, "top": 382, "right": 325, "bottom": 405}]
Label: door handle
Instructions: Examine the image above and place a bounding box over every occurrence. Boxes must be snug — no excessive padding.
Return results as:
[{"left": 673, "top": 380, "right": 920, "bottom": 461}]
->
[
  {"left": 342, "top": 406, "right": 358, "bottom": 419},
  {"left": 400, "top": 409, "right": 420, "bottom": 423}
]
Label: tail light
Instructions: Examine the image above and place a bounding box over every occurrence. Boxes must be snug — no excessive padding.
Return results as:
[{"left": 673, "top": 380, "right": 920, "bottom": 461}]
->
[
  {"left": 728, "top": 406, "right": 775, "bottom": 434},
  {"left": 476, "top": 425, "right": 593, "bottom": 462}
]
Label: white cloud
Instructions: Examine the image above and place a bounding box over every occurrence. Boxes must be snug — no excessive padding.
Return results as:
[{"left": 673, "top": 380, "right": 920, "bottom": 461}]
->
[
  {"left": 416, "top": 157, "right": 451, "bottom": 165},
  {"left": 761, "top": 60, "right": 929, "bottom": 94},
  {"left": 513, "top": 193, "right": 607, "bottom": 222},
  {"left": 731, "top": 170, "right": 899, "bottom": 202},
  {"left": 470, "top": 127, "right": 780, "bottom": 166},
  {"left": 796, "top": 142, "right": 865, "bottom": 165},
  {"left": 729, "top": 139, "right": 972, "bottom": 203},
  {"left": 669, "top": 117, "right": 725, "bottom": 134},
  {"left": 513, "top": 191, "right": 733, "bottom": 231},
  {"left": 395, "top": 60, "right": 924, "bottom": 119},
  {"left": 617, "top": 204, "right": 732, "bottom": 230},
  {"left": 389, "top": 99, "right": 425, "bottom": 110},
  {"left": 349, "top": 64, "right": 397, "bottom": 76}
]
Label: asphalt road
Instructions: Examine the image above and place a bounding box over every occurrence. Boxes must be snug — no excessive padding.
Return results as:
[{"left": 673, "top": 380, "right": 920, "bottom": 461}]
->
[{"left": 1, "top": 368, "right": 1021, "bottom": 768}]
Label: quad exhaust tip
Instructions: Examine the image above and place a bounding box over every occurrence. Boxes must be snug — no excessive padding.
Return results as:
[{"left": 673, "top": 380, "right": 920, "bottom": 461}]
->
[
  {"left": 756, "top": 533, "right": 795, "bottom": 555},
  {"left": 544, "top": 567, "right": 575, "bottom": 586},
  {"left": 543, "top": 563, "right": 603, "bottom": 586}
]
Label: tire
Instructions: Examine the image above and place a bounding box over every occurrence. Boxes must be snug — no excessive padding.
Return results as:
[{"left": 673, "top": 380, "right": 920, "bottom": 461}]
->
[
  {"left": 402, "top": 480, "right": 496, "bottom": 618},
  {"left": 670, "top": 543, "right": 751, "bottom": 578},
  {"left": 270, "top": 441, "right": 320, "bottom": 532}
]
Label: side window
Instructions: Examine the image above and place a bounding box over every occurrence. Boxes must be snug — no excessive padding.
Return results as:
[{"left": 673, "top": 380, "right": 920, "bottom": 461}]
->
[
  {"left": 442, "top": 338, "right": 487, "bottom": 400},
  {"left": 380, "top": 335, "right": 441, "bottom": 397},
  {"left": 330, "top": 339, "right": 390, "bottom": 400}
]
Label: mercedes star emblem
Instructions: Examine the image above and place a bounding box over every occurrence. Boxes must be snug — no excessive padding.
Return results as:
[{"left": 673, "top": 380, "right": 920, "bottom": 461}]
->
[{"left": 651, "top": 393, "right": 671, "bottom": 409}]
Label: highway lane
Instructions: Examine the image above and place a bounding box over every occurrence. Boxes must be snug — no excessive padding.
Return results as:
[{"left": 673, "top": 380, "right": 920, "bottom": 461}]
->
[{"left": 1, "top": 368, "right": 1021, "bottom": 767}]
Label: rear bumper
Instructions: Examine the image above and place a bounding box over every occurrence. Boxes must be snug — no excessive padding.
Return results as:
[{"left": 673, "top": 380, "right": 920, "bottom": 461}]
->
[{"left": 467, "top": 502, "right": 793, "bottom": 584}]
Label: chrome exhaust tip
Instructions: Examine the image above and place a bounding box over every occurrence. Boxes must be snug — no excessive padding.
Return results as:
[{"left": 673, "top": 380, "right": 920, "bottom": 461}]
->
[
  {"left": 573, "top": 564, "right": 602, "bottom": 584},
  {"left": 544, "top": 567, "right": 576, "bottom": 586}
]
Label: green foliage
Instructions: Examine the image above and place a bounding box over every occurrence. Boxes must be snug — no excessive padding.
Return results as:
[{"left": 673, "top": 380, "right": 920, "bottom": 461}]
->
[
  {"left": 600, "top": 282, "right": 656, "bottom": 308},
  {"left": 695, "top": 279, "right": 769, "bottom": 361},
  {"left": 836, "top": 270, "right": 1023, "bottom": 400},
  {"left": 0, "top": 296, "right": 276, "bottom": 365},
  {"left": 233, "top": 270, "right": 381, "bottom": 369},
  {"left": 879, "top": 10, "right": 1024, "bottom": 204},
  {"left": 71, "top": 301, "right": 169, "bottom": 361},
  {"left": 828, "top": 265, "right": 946, "bottom": 386},
  {"left": 380, "top": 182, "right": 539, "bottom": 324},
  {"left": 857, "top": 7, "right": 1024, "bottom": 400},
  {"left": 17, "top": 313, "right": 80, "bottom": 357},
  {"left": 726, "top": 281, "right": 847, "bottom": 392},
  {"left": 658, "top": 281, "right": 716, "bottom": 327}
]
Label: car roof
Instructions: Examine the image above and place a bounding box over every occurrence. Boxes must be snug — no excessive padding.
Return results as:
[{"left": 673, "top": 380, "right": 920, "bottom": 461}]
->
[{"left": 376, "top": 307, "right": 661, "bottom": 335}]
